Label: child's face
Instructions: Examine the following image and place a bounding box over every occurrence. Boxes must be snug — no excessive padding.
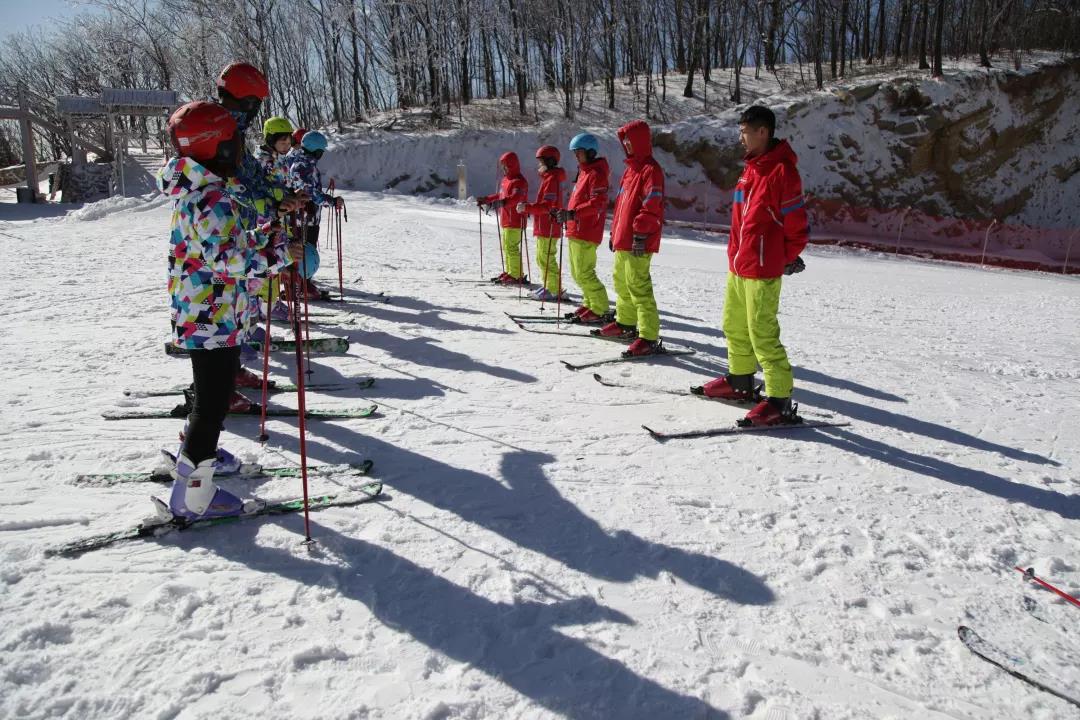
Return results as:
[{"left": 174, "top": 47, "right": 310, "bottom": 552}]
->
[
  {"left": 536, "top": 159, "right": 548, "bottom": 174},
  {"left": 622, "top": 138, "right": 633, "bottom": 156},
  {"left": 500, "top": 163, "right": 509, "bottom": 176},
  {"left": 573, "top": 149, "right": 588, "bottom": 166},
  {"left": 739, "top": 123, "right": 771, "bottom": 157},
  {"left": 273, "top": 136, "right": 292, "bottom": 154}
]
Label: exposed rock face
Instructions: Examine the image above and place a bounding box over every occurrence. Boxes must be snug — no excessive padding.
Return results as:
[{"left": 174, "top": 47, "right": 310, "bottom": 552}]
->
[{"left": 654, "top": 58, "right": 1080, "bottom": 232}]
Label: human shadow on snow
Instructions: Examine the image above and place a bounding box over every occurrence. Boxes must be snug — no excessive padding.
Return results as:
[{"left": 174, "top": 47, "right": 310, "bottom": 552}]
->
[
  {"left": 798, "top": 426, "right": 1078, "bottom": 520},
  {"left": 268, "top": 426, "right": 775, "bottom": 606},
  {"left": 205, "top": 518, "right": 729, "bottom": 719}
]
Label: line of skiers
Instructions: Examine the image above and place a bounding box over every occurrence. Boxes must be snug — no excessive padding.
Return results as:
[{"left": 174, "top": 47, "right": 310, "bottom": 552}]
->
[
  {"left": 157, "top": 61, "right": 341, "bottom": 522},
  {"left": 479, "top": 105, "right": 809, "bottom": 427}
]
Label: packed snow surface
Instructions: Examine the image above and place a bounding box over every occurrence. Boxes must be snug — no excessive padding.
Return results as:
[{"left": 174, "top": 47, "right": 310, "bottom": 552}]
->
[{"left": 1, "top": 192, "right": 1079, "bottom": 719}]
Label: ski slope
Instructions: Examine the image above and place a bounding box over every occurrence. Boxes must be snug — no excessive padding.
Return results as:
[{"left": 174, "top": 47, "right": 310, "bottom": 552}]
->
[{"left": 1, "top": 192, "right": 1078, "bottom": 719}]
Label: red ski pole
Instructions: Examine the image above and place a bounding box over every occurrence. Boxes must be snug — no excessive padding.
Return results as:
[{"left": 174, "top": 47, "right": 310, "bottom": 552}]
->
[
  {"left": 257, "top": 277, "right": 274, "bottom": 443},
  {"left": 291, "top": 270, "right": 312, "bottom": 543},
  {"left": 556, "top": 222, "right": 565, "bottom": 327},
  {"left": 1016, "top": 566, "right": 1080, "bottom": 609},
  {"left": 336, "top": 203, "right": 344, "bottom": 302},
  {"left": 478, "top": 205, "right": 484, "bottom": 279}
]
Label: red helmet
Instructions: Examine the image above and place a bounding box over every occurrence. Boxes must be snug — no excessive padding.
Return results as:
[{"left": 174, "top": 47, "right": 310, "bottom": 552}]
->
[
  {"left": 216, "top": 62, "right": 269, "bottom": 100},
  {"left": 168, "top": 101, "right": 238, "bottom": 163},
  {"left": 535, "top": 145, "right": 560, "bottom": 163},
  {"left": 292, "top": 127, "right": 308, "bottom": 145}
]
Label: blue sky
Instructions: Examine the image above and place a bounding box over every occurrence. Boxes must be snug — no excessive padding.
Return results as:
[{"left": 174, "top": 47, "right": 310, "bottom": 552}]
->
[{"left": 1, "top": 0, "right": 92, "bottom": 39}]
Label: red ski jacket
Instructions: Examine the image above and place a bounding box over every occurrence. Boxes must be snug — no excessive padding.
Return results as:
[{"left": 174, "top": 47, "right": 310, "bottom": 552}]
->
[
  {"left": 523, "top": 166, "right": 566, "bottom": 238},
  {"left": 728, "top": 139, "right": 810, "bottom": 279},
  {"left": 611, "top": 120, "right": 665, "bottom": 254},
  {"left": 565, "top": 157, "right": 610, "bottom": 245},
  {"left": 480, "top": 152, "right": 528, "bottom": 229}
]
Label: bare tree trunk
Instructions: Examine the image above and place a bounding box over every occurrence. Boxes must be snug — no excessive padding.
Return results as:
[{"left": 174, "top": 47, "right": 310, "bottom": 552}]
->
[
  {"left": 918, "top": 0, "right": 931, "bottom": 68},
  {"left": 932, "top": 0, "right": 946, "bottom": 76}
]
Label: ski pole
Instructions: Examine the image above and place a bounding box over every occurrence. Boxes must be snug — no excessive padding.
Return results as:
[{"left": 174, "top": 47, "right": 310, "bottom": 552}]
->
[
  {"left": 478, "top": 205, "right": 484, "bottom": 279},
  {"left": 291, "top": 269, "right": 312, "bottom": 543},
  {"left": 300, "top": 212, "right": 313, "bottom": 378},
  {"left": 539, "top": 224, "right": 552, "bottom": 313},
  {"left": 556, "top": 221, "right": 565, "bottom": 327},
  {"left": 258, "top": 277, "right": 274, "bottom": 443},
  {"left": 522, "top": 215, "right": 532, "bottom": 290},
  {"left": 1016, "top": 566, "right": 1080, "bottom": 609},
  {"left": 336, "top": 203, "right": 344, "bottom": 302},
  {"left": 518, "top": 218, "right": 525, "bottom": 301}
]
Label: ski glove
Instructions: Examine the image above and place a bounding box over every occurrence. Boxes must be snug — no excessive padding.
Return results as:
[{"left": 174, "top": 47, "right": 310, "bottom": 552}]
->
[
  {"left": 783, "top": 256, "right": 806, "bottom": 275},
  {"left": 491, "top": 199, "right": 505, "bottom": 210},
  {"left": 552, "top": 209, "right": 575, "bottom": 223},
  {"left": 631, "top": 235, "right": 647, "bottom": 257}
]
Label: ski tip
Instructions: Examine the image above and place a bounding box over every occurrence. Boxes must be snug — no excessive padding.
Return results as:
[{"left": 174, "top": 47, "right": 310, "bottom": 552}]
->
[
  {"left": 689, "top": 386, "right": 704, "bottom": 396},
  {"left": 560, "top": 360, "right": 578, "bottom": 370},
  {"left": 641, "top": 425, "right": 663, "bottom": 439}
]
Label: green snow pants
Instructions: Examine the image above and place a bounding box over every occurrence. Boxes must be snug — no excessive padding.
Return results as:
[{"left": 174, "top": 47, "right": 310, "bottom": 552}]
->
[
  {"left": 535, "top": 235, "right": 561, "bottom": 294},
  {"left": 722, "top": 274, "right": 793, "bottom": 398},
  {"left": 612, "top": 251, "right": 660, "bottom": 341},
  {"left": 568, "top": 237, "right": 609, "bottom": 314},
  {"left": 501, "top": 226, "right": 523, "bottom": 279}
]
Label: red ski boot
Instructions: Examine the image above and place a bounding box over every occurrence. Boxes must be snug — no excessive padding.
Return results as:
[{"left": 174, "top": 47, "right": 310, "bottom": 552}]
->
[
  {"left": 741, "top": 397, "right": 799, "bottom": 427},
  {"left": 692, "top": 374, "right": 757, "bottom": 402},
  {"left": 593, "top": 321, "right": 637, "bottom": 341},
  {"left": 228, "top": 392, "right": 256, "bottom": 414},
  {"left": 235, "top": 366, "right": 271, "bottom": 389},
  {"left": 574, "top": 308, "right": 606, "bottom": 325},
  {"left": 621, "top": 338, "right": 662, "bottom": 357}
]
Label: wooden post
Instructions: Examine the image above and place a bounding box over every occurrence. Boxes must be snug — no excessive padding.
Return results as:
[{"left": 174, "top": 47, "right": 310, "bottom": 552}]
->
[{"left": 18, "top": 88, "right": 38, "bottom": 201}]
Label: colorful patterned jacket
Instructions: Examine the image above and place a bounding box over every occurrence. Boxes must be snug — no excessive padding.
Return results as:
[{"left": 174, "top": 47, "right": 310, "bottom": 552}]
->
[
  {"left": 286, "top": 151, "right": 334, "bottom": 218},
  {"left": 157, "top": 156, "right": 292, "bottom": 350}
]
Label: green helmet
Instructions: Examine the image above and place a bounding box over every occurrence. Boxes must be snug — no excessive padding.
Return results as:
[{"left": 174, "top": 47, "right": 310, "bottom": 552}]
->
[{"left": 262, "top": 116, "right": 294, "bottom": 139}]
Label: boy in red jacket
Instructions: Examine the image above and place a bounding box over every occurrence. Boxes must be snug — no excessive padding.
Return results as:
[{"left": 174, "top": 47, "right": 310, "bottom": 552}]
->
[
  {"left": 554, "top": 133, "right": 610, "bottom": 324},
  {"left": 597, "top": 119, "right": 665, "bottom": 356},
  {"left": 696, "top": 106, "right": 808, "bottom": 426},
  {"left": 517, "top": 145, "right": 567, "bottom": 301},
  {"left": 478, "top": 152, "right": 529, "bottom": 284}
]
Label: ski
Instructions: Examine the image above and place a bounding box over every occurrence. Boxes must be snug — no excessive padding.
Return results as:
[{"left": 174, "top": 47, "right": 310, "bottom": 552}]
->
[
  {"left": 561, "top": 347, "right": 696, "bottom": 371},
  {"left": 46, "top": 481, "right": 385, "bottom": 558},
  {"left": 957, "top": 626, "right": 1080, "bottom": 708},
  {"left": 642, "top": 419, "right": 850, "bottom": 440},
  {"left": 505, "top": 313, "right": 574, "bottom": 324},
  {"left": 593, "top": 373, "right": 761, "bottom": 407},
  {"left": 164, "top": 337, "right": 349, "bottom": 356},
  {"left": 102, "top": 404, "right": 378, "bottom": 421},
  {"left": 513, "top": 322, "right": 632, "bottom": 344},
  {"left": 72, "top": 459, "right": 374, "bottom": 487},
  {"left": 123, "top": 378, "right": 375, "bottom": 399}
]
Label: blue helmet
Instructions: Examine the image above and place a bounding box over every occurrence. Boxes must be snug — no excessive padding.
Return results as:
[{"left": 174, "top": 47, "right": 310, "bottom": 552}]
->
[
  {"left": 301, "top": 131, "right": 328, "bottom": 152},
  {"left": 300, "top": 242, "right": 320, "bottom": 279},
  {"left": 569, "top": 133, "right": 599, "bottom": 154}
]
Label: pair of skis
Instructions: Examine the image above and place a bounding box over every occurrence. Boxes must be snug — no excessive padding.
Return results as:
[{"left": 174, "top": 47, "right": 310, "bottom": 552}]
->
[
  {"left": 102, "top": 403, "right": 378, "bottom": 422},
  {"left": 591, "top": 373, "right": 850, "bottom": 438},
  {"left": 122, "top": 377, "right": 375, "bottom": 399}
]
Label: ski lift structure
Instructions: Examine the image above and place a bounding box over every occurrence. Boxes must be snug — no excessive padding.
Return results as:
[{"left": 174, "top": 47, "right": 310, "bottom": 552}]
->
[{"left": 56, "top": 88, "right": 178, "bottom": 197}]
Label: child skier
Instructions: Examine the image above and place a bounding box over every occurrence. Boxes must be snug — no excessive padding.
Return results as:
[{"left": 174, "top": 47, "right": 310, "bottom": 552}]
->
[
  {"left": 477, "top": 152, "right": 529, "bottom": 285},
  {"left": 554, "top": 133, "right": 611, "bottom": 324},
  {"left": 596, "top": 119, "right": 665, "bottom": 356},
  {"left": 285, "top": 130, "right": 343, "bottom": 299},
  {"left": 696, "top": 105, "right": 808, "bottom": 426},
  {"left": 158, "top": 100, "right": 299, "bottom": 520},
  {"left": 257, "top": 116, "right": 294, "bottom": 185},
  {"left": 517, "top": 145, "right": 567, "bottom": 301},
  {"left": 215, "top": 62, "right": 303, "bottom": 390}
]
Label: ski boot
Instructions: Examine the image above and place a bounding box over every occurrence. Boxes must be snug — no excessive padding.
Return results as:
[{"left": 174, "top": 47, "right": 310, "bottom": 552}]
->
[
  {"left": 573, "top": 308, "right": 607, "bottom": 325},
  {"left": 692, "top": 373, "right": 759, "bottom": 402},
  {"left": 593, "top": 321, "right": 638, "bottom": 341},
  {"left": 235, "top": 366, "right": 274, "bottom": 390},
  {"left": 740, "top": 397, "right": 801, "bottom": 427},
  {"left": 621, "top": 338, "right": 663, "bottom": 357},
  {"left": 168, "top": 452, "right": 246, "bottom": 521}
]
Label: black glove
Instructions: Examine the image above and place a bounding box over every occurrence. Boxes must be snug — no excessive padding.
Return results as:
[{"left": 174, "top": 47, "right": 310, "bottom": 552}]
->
[
  {"left": 784, "top": 256, "right": 806, "bottom": 275},
  {"left": 553, "top": 209, "right": 575, "bottom": 224},
  {"left": 476, "top": 197, "right": 486, "bottom": 208},
  {"left": 631, "top": 235, "right": 647, "bottom": 257},
  {"left": 491, "top": 199, "right": 505, "bottom": 210}
]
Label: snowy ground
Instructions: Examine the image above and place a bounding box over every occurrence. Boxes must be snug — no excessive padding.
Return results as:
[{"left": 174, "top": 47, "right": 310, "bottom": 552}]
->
[{"left": 1, "top": 192, "right": 1079, "bottom": 719}]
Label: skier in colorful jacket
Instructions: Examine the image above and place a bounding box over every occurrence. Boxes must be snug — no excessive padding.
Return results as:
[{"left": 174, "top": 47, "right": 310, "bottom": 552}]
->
[
  {"left": 478, "top": 151, "right": 530, "bottom": 284},
  {"left": 554, "top": 133, "right": 611, "bottom": 323},
  {"left": 158, "top": 100, "right": 299, "bottom": 522},
  {"left": 698, "top": 105, "right": 809, "bottom": 427},
  {"left": 285, "top": 131, "right": 343, "bottom": 298},
  {"left": 597, "top": 119, "right": 665, "bottom": 356},
  {"left": 517, "top": 145, "right": 567, "bottom": 301}
]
